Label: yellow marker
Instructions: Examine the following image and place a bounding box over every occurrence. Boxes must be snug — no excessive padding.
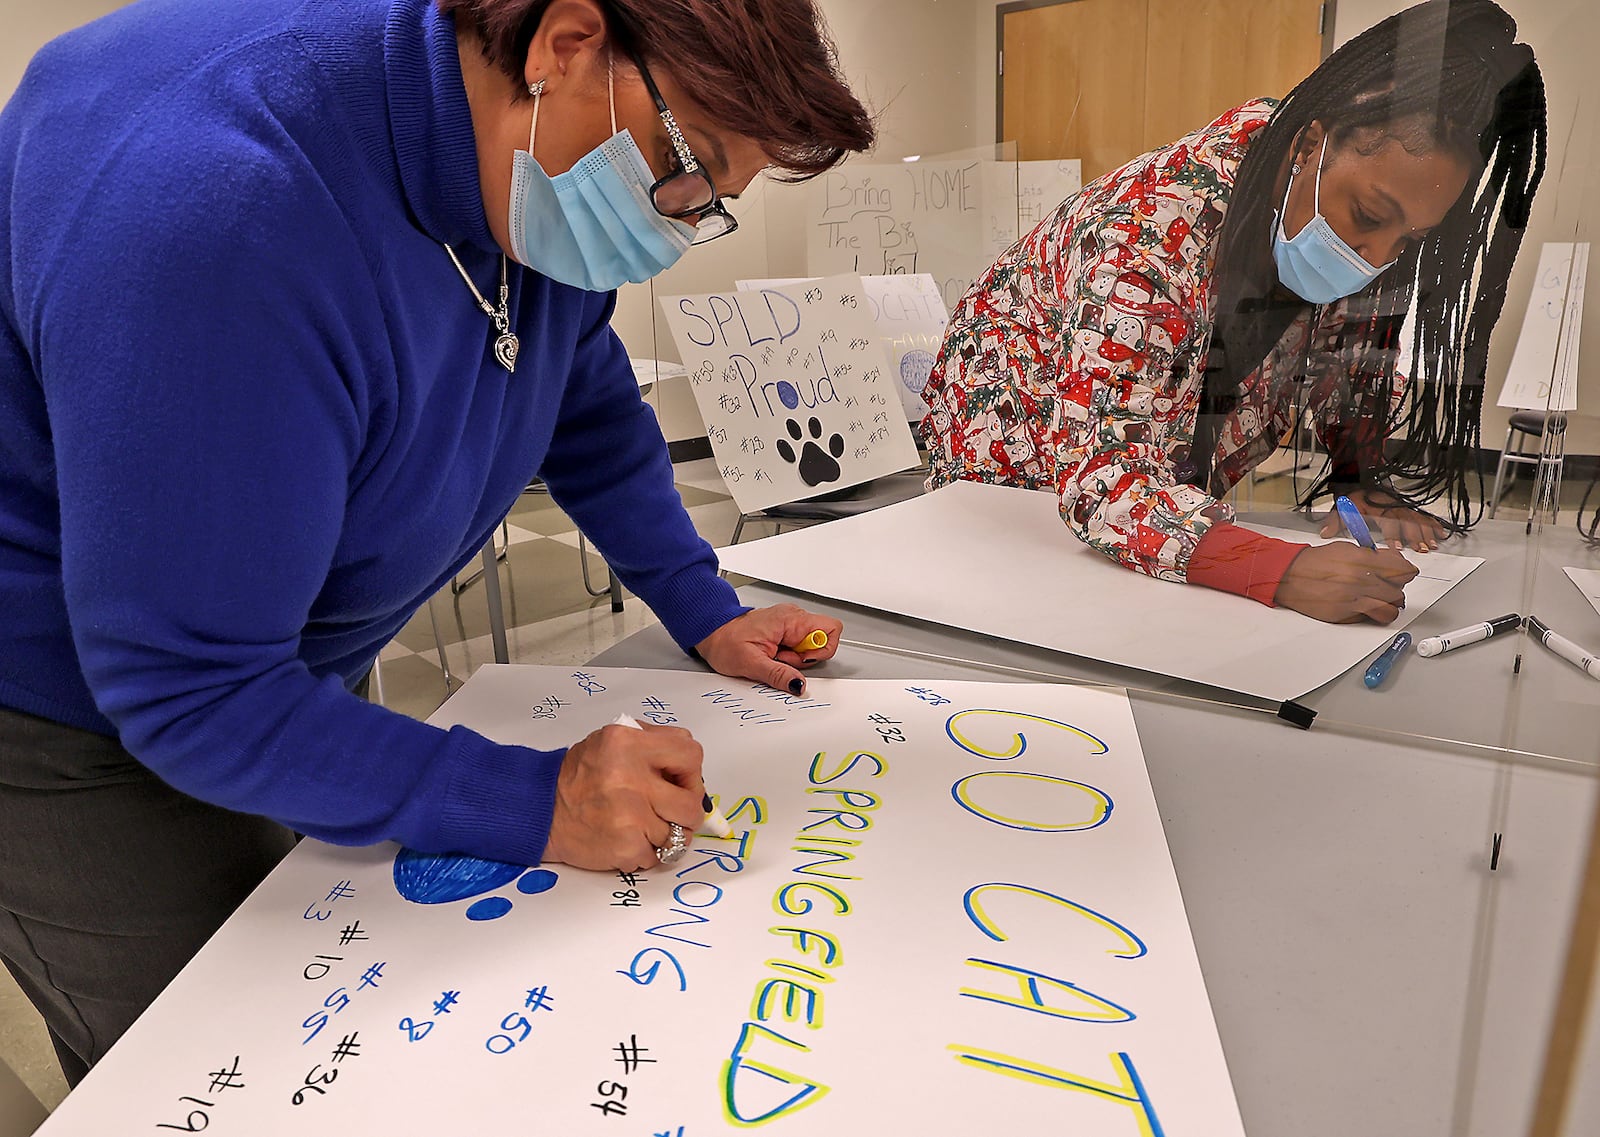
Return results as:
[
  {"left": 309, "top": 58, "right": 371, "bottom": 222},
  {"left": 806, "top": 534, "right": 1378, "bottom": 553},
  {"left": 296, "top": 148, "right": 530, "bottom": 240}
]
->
[{"left": 794, "top": 630, "right": 828, "bottom": 652}]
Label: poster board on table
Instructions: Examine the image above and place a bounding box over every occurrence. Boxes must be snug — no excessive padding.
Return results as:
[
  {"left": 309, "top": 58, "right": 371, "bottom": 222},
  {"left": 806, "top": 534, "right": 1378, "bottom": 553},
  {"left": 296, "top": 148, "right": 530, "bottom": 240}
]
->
[
  {"left": 716, "top": 481, "right": 1485, "bottom": 703},
  {"left": 660, "top": 275, "right": 920, "bottom": 514},
  {"left": 37, "top": 665, "right": 1246, "bottom": 1136},
  {"left": 1497, "top": 242, "right": 1588, "bottom": 411},
  {"left": 739, "top": 274, "right": 949, "bottom": 420}
]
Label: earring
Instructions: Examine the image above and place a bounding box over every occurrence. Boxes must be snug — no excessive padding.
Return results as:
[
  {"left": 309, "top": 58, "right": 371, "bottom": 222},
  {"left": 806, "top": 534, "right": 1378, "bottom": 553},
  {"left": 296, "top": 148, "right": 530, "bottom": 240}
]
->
[
  {"left": 528, "top": 78, "right": 546, "bottom": 98},
  {"left": 1291, "top": 162, "right": 1301, "bottom": 175}
]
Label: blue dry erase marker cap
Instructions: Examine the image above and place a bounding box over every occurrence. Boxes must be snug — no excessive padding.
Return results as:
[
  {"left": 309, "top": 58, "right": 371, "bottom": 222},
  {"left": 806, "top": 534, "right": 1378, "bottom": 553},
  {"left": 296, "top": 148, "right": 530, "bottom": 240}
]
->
[
  {"left": 1364, "top": 632, "right": 1411, "bottom": 688},
  {"left": 1335, "top": 496, "right": 1377, "bottom": 550}
]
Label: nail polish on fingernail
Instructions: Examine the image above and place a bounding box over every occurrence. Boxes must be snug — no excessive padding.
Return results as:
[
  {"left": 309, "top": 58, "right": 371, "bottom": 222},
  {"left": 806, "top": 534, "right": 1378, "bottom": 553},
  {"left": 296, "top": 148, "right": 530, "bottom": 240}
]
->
[
  {"left": 788, "top": 678, "right": 805, "bottom": 695},
  {"left": 702, "top": 793, "right": 713, "bottom": 812}
]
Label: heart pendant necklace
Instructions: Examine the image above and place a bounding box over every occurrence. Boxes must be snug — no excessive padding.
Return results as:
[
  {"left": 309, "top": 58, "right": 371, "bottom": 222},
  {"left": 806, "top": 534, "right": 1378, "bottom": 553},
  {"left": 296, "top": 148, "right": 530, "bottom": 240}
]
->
[{"left": 443, "top": 244, "right": 519, "bottom": 374}]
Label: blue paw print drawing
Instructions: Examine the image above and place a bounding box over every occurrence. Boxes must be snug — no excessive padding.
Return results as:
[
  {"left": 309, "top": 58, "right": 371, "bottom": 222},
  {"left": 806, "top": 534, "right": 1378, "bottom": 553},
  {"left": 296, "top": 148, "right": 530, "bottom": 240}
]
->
[
  {"left": 775, "top": 416, "right": 845, "bottom": 487},
  {"left": 392, "top": 848, "right": 558, "bottom": 921}
]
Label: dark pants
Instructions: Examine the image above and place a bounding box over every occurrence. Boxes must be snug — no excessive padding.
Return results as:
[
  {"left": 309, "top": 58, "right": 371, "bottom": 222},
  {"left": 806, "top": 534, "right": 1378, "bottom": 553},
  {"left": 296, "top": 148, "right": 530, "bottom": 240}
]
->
[{"left": 0, "top": 707, "right": 297, "bottom": 1085}]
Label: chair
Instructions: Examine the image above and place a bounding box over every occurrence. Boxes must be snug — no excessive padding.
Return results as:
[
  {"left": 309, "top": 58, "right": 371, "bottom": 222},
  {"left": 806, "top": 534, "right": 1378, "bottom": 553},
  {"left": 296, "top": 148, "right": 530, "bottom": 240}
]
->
[
  {"left": 449, "top": 482, "right": 624, "bottom": 666},
  {"left": 1489, "top": 409, "right": 1568, "bottom": 519},
  {"left": 367, "top": 595, "right": 457, "bottom": 706},
  {"left": 728, "top": 468, "right": 930, "bottom": 545}
]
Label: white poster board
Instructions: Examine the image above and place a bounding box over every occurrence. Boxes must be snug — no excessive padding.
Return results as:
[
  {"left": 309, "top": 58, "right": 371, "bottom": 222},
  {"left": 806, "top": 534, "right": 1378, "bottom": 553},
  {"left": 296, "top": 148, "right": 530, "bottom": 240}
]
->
[
  {"left": 39, "top": 666, "right": 1246, "bottom": 1137},
  {"left": 660, "top": 275, "right": 919, "bottom": 513},
  {"left": 985, "top": 159, "right": 1084, "bottom": 261},
  {"left": 1498, "top": 242, "right": 1588, "bottom": 411},
  {"left": 809, "top": 159, "right": 1084, "bottom": 313},
  {"left": 1565, "top": 567, "right": 1600, "bottom": 619},
  {"left": 740, "top": 275, "right": 949, "bottom": 420},
  {"left": 717, "top": 482, "right": 1485, "bottom": 702}
]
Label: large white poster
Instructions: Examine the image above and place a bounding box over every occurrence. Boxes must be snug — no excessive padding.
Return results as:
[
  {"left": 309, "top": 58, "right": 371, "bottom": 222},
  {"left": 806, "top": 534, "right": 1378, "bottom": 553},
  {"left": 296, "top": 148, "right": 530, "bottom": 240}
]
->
[
  {"left": 717, "top": 482, "right": 1485, "bottom": 703},
  {"left": 809, "top": 159, "right": 1084, "bottom": 312},
  {"left": 1498, "top": 241, "right": 1588, "bottom": 411},
  {"left": 739, "top": 274, "right": 949, "bottom": 420},
  {"left": 661, "top": 275, "right": 920, "bottom": 513},
  {"left": 40, "top": 665, "right": 1245, "bottom": 1137}
]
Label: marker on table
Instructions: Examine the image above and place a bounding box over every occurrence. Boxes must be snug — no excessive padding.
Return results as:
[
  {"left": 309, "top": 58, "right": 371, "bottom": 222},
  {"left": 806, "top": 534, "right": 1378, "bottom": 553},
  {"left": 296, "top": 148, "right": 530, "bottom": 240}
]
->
[
  {"left": 792, "top": 629, "right": 829, "bottom": 652},
  {"left": 1364, "top": 632, "right": 1411, "bottom": 688},
  {"left": 611, "top": 714, "right": 734, "bottom": 837},
  {"left": 1334, "top": 495, "right": 1377, "bottom": 550},
  {"left": 1526, "top": 616, "right": 1600, "bottom": 680},
  {"left": 1416, "top": 613, "right": 1522, "bottom": 658}
]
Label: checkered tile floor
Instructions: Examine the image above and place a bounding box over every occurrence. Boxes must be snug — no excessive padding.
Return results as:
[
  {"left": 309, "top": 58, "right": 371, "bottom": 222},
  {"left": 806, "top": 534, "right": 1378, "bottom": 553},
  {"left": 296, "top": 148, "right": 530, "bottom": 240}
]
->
[{"left": 371, "top": 459, "right": 748, "bottom": 723}]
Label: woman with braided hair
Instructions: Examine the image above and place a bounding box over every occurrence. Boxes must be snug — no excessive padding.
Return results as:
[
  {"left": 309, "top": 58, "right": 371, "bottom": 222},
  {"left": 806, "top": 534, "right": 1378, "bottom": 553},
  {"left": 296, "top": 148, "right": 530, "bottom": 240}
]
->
[{"left": 923, "top": 0, "right": 1545, "bottom": 624}]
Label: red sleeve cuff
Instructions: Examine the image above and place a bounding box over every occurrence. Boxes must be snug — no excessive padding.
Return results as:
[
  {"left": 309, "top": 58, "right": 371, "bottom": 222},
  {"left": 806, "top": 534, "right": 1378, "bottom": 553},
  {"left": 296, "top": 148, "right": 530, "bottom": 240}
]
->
[{"left": 1187, "top": 524, "right": 1308, "bottom": 606}]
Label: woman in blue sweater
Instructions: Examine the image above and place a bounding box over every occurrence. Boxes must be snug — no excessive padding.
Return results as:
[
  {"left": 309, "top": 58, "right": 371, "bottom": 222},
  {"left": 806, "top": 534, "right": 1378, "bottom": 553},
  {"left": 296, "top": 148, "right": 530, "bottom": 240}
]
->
[{"left": 0, "top": 0, "right": 871, "bottom": 1083}]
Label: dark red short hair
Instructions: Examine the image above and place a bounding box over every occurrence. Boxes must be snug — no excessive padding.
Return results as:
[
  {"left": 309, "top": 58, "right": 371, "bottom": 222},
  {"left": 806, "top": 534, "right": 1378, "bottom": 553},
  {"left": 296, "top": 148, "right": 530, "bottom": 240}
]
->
[{"left": 436, "top": 0, "right": 875, "bottom": 180}]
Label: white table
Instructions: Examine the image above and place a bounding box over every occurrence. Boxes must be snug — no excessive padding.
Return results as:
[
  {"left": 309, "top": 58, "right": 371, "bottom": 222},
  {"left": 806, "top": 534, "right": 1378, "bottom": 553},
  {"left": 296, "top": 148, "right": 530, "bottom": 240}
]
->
[{"left": 593, "top": 521, "right": 1600, "bottom": 1137}]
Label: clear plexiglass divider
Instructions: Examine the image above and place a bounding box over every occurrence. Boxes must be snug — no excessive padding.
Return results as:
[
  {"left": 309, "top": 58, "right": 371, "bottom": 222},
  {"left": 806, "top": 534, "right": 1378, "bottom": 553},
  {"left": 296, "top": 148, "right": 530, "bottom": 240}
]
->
[{"left": 603, "top": 5, "right": 1600, "bottom": 1131}]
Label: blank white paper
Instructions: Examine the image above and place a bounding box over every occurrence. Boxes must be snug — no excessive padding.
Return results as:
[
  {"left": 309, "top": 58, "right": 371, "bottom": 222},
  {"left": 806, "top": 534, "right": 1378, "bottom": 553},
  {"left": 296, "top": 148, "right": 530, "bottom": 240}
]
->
[{"left": 716, "top": 481, "right": 1485, "bottom": 702}]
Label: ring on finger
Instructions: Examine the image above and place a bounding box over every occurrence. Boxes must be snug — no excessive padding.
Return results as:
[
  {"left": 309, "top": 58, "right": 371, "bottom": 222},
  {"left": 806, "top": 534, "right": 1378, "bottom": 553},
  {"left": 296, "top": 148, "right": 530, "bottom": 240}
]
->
[{"left": 656, "top": 822, "right": 690, "bottom": 865}]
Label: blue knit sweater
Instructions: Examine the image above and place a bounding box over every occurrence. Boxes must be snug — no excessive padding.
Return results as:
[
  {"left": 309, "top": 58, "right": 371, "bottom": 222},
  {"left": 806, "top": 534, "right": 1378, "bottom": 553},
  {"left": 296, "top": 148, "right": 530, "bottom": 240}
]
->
[{"left": 0, "top": 0, "right": 745, "bottom": 864}]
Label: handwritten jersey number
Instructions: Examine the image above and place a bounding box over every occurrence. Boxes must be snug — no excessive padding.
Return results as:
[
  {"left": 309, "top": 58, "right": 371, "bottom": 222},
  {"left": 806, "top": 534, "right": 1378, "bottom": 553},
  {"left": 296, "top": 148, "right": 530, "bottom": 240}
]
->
[{"left": 291, "top": 1065, "right": 337, "bottom": 1106}]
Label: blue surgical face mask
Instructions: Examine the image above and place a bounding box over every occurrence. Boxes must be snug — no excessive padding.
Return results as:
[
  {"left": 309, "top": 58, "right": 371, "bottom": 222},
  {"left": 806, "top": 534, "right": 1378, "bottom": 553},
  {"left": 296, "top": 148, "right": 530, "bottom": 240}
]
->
[
  {"left": 1272, "top": 136, "right": 1393, "bottom": 304},
  {"left": 508, "top": 58, "right": 695, "bottom": 291}
]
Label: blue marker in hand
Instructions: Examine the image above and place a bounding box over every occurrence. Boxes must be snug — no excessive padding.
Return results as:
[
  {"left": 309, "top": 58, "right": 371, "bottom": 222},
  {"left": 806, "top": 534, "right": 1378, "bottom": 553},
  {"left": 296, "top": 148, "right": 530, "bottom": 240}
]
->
[
  {"left": 1335, "top": 495, "right": 1377, "bottom": 550},
  {"left": 1364, "top": 632, "right": 1411, "bottom": 688}
]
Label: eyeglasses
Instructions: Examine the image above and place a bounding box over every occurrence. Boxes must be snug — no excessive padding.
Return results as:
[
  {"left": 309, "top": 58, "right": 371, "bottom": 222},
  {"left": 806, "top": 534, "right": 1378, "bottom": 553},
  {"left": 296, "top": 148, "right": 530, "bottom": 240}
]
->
[{"left": 629, "top": 52, "right": 738, "bottom": 246}]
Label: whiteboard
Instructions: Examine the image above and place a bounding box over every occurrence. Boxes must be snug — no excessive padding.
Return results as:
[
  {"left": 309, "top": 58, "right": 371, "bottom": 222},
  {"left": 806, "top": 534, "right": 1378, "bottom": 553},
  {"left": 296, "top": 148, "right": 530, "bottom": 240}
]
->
[
  {"left": 1497, "top": 242, "right": 1588, "bottom": 411},
  {"left": 716, "top": 482, "right": 1485, "bottom": 702},
  {"left": 38, "top": 666, "right": 1245, "bottom": 1136},
  {"left": 739, "top": 274, "right": 949, "bottom": 420},
  {"left": 659, "top": 275, "right": 921, "bottom": 513},
  {"left": 808, "top": 159, "right": 1083, "bottom": 312}
]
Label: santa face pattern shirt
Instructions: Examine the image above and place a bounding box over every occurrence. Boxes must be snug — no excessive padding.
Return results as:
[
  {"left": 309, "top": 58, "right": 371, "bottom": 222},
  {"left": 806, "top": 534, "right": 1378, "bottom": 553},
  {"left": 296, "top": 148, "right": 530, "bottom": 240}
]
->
[{"left": 921, "top": 99, "right": 1402, "bottom": 583}]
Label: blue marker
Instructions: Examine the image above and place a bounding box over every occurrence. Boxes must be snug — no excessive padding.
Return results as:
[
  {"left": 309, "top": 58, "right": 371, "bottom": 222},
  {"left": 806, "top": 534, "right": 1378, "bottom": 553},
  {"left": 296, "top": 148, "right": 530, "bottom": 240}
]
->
[
  {"left": 1335, "top": 495, "right": 1377, "bottom": 549},
  {"left": 1364, "top": 632, "right": 1411, "bottom": 688}
]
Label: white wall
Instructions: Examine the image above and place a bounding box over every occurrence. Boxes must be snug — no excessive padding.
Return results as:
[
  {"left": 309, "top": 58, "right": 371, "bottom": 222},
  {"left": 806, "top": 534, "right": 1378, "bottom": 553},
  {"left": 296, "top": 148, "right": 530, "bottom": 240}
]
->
[{"left": 0, "top": 0, "right": 130, "bottom": 100}]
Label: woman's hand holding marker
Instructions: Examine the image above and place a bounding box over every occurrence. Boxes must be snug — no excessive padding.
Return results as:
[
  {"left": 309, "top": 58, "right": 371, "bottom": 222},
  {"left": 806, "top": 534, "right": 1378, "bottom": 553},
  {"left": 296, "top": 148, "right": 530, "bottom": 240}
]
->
[
  {"left": 544, "top": 717, "right": 706, "bottom": 873},
  {"left": 695, "top": 604, "right": 843, "bottom": 697},
  {"left": 1277, "top": 543, "right": 1418, "bottom": 625}
]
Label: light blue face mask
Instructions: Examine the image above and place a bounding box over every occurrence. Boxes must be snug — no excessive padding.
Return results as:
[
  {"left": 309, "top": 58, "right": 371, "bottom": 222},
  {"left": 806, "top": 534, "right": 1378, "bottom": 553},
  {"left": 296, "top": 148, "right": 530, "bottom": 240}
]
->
[
  {"left": 508, "top": 59, "right": 695, "bottom": 292},
  {"left": 1272, "top": 136, "right": 1394, "bottom": 304}
]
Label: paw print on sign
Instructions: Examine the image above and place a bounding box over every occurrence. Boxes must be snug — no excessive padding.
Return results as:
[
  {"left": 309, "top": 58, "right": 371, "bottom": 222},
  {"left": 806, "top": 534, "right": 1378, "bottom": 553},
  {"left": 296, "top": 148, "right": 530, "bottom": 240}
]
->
[
  {"left": 775, "top": 416, "right": 845, "bottom": 487},
  {"left": 393, "top": 849, "right": 558, "bottom": 922}
]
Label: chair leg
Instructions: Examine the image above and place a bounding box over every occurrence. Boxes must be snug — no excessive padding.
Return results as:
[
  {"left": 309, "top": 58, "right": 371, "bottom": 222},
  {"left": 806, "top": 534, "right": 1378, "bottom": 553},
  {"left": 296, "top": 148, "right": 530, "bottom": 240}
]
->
[
  {"left": 481, "top": 539, "right": 510, "bottom": 665},
  {"left": 452, "top": 521, "right": 511, "bottom": 595},
  {"left": 369, "top": 656, "right": 385, "bottom": 705},
  {"left": 730, "top": 514, "right": 748, "bottom": 546},
  {"left": 426, "top": 595, "right": 455, "bottom": 690},
  {"left": 577, "top": 532, "right": 623, "bottom": 612}
]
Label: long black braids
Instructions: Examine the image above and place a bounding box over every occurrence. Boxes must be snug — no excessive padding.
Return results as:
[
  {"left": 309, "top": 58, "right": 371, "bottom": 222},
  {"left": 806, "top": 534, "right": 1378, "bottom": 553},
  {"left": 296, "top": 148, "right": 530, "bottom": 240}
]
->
[{"left": 1199, "top": 0, "right": 1546, "bottom": 531}]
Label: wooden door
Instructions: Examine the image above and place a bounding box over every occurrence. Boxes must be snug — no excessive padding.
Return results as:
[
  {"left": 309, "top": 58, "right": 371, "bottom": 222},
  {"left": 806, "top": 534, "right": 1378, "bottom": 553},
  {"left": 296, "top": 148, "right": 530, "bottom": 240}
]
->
[
  {"left": 1142, "top": 0, "right": 1325, "bottom": 152},
  {"left": 1000, "top": 0, "right": 1150, "bottom": 180},
  {"left": 1001, "top": 0, "right": 1325, "bottom": 183}
]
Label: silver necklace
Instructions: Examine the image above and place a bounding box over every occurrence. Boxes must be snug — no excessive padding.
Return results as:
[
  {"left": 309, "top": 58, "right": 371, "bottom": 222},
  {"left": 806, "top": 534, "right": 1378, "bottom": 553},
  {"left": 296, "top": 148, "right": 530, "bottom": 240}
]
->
[{"left": 443, "top": 244, "right": 519, "bottom": 373}]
